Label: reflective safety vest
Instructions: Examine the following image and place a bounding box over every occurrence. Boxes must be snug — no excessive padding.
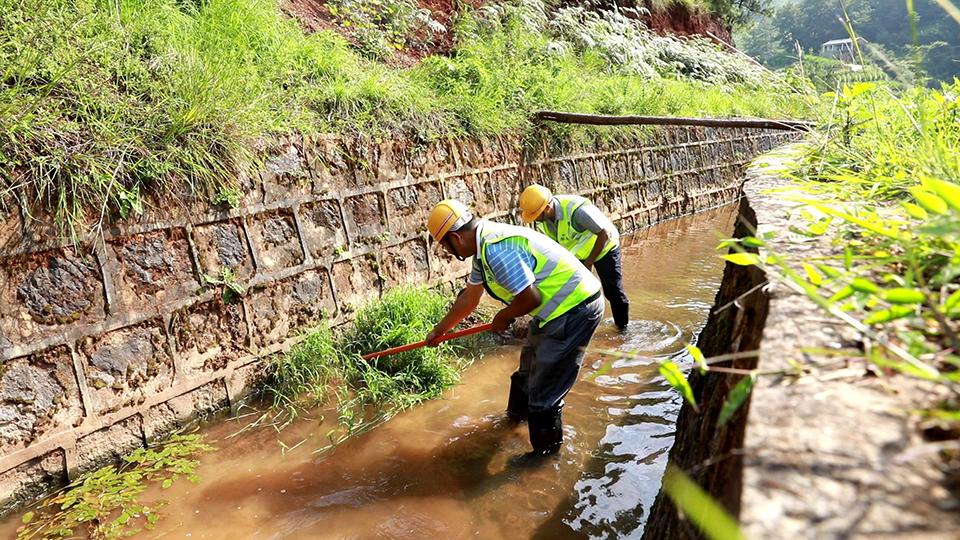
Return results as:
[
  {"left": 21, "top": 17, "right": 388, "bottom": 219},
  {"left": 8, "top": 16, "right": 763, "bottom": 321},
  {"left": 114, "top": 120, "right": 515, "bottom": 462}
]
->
[
  {"left": 536, "top": 195, "right": 619, "bottom": 261},
  {"left": 477, "top": 221, "right": 601, "bottom": 326}
]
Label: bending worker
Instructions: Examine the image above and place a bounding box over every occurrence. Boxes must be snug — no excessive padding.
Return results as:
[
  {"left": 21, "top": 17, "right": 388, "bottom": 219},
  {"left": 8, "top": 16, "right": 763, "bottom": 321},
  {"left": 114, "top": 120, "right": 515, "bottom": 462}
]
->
[
  {"left": 518, "top": 185, "right": 630, "bottom": 330},
  {"left": 424, "top": 200, "right": 604, "bottom": 454}
]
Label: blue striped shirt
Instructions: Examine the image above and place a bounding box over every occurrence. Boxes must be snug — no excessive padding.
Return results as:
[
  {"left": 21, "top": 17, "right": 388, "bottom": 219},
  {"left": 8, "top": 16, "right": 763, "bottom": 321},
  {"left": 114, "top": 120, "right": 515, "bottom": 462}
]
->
[{"left": 468, "top": 236, "right": 536, "bottom": 295}]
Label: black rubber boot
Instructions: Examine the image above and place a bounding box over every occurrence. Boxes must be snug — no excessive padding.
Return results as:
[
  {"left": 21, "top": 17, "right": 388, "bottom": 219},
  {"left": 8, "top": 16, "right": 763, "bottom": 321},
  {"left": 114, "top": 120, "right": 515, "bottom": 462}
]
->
[
  {"left": 506, "top": 372, "right": 529, "bottom": 421},
  {"left": 528, "top": 405, "right": 563, "bottom": 454}
]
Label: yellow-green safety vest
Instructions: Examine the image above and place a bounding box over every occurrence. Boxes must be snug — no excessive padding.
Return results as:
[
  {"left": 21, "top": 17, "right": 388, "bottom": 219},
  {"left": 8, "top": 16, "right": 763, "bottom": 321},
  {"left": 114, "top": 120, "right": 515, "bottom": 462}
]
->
[
  {"left": 536, "top": 195, "right": 619, "bottom": 261},
  {"left": 477, "top": 221, "right": 601, "bottom": 326}
]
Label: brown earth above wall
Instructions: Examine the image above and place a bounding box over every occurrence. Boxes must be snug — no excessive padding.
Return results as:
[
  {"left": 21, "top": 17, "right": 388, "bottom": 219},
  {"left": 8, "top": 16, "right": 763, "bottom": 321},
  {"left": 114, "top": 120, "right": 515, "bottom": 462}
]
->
[
  {"left": 283, "top": 0, "right": 732, "bottom": 67},
  {"left": 0, "top": 126, "right": 797, "bottom": 516}
]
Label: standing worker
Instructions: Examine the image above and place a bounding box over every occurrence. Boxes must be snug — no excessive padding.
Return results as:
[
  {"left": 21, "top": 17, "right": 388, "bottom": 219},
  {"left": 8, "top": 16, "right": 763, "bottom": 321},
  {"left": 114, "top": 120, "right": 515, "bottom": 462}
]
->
[
  {"left": 424, "top": 200, "right": 604, "bottom": 454},
  {"left": 518, "top": 185, "right": 630, "bottom": 331}
]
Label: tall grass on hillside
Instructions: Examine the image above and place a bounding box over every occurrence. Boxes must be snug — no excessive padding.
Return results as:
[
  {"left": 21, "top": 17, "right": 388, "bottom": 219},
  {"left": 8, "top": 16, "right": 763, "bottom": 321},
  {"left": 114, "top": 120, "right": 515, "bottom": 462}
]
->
[
  {"left": 0, "top": 0, "right": 437, "bottom": 234},
  {"left": 1, "top": 0, "right": 814, "bottom": 239},
  {"left": 416, "top": 0, "right": 814, "bottom": 134}
]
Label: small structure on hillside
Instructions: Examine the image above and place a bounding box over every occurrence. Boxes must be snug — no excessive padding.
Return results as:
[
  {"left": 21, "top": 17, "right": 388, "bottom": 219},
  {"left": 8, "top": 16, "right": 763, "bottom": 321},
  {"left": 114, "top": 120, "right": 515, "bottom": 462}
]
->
[{"left": 820, "top": 38, "right": 858, "bottom": 62}]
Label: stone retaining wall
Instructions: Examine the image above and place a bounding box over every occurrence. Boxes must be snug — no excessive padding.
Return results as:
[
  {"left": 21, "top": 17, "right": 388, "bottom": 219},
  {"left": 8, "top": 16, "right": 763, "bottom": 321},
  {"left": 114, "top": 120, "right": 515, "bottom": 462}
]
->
[{"left": 0, "top": 126, "right": 797, "bottom": 513}]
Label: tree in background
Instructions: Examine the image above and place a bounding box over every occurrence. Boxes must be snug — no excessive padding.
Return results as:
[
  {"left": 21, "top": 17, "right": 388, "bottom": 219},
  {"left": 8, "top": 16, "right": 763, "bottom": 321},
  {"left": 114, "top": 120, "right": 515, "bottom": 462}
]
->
[
  {"left": 734, "top": 0, "right": 959, "bottom": 84},
  {"left": 710, "top": 0, "right": 776, "bottom": 27}
]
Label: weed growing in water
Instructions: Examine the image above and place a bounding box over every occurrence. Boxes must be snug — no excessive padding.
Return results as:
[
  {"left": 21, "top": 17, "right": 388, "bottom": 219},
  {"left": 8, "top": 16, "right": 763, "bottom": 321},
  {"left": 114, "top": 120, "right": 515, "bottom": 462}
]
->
[
  {"left": 259, "top": 286, "right": 490, "bottom": 452},
  {"left": 16, "top": 434, "right": 216, "bottom": 540}
]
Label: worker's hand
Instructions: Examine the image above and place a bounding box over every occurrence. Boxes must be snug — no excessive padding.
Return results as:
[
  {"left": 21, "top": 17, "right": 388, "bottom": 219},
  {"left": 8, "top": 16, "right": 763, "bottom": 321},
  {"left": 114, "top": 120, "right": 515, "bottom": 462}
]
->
[
  {"left": 491, "top": 312, "right": 515, "bottom": 333},
  {"left": 425, "top": 326, "right": 444, "bottom": 347}
]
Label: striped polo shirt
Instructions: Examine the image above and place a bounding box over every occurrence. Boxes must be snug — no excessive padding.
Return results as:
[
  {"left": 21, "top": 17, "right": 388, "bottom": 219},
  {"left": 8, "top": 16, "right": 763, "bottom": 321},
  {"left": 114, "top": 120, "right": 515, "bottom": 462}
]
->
[{"left": 467, "top": 233, "right": 537, "bottom": 295}]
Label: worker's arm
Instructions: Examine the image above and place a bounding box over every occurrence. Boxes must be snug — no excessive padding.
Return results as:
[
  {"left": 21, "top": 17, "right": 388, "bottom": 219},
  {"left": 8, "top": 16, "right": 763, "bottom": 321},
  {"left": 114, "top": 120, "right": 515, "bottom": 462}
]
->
[
  {"left": 426, "top": 282, "right": 484, "bottom": 346},
  {"left": 582, "top": 229, "right": 608, "bottom": 271},
  {"left": 491, "top": 285, "right": 542, "bottom": 332}
]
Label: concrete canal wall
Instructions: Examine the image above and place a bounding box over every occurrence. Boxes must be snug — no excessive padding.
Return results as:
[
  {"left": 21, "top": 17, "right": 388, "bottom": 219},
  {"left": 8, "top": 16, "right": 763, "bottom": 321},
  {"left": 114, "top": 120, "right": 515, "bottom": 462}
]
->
[{"left": 0, "top": 127, "right": 797, "bottom": 514}]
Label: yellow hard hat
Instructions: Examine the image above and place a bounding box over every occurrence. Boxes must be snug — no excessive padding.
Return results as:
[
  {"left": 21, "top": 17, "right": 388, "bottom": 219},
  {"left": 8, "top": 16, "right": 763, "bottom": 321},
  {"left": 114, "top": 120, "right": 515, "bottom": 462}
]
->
[
  {"left": 428, "top": 199, "right": 470, "bottom": 242},
  {"left": 519, "top": 184, "right": 552, "bottom": 223}
]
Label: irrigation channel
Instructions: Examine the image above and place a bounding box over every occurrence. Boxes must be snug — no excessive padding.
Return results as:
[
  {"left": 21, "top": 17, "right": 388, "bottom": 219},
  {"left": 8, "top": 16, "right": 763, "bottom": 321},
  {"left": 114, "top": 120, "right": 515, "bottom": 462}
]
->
[{"left": 1, "top": 203, "right": 739, "bottom": 540}]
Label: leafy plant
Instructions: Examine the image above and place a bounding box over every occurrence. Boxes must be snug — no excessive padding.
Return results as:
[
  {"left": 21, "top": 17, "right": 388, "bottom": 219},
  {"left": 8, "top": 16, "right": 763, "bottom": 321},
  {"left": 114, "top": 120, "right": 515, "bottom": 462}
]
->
[
  {"left": 16, "top": 434, "right": 216, "bottom": 540},
  {"left": 212, "top": 186, "right": 245, "bottom": 208},
  {"left": 202, "top": 267, "right": 246, "bottom": 303},
  {"left": 328, "top": 0, "right": 445, "bottom": 58}
]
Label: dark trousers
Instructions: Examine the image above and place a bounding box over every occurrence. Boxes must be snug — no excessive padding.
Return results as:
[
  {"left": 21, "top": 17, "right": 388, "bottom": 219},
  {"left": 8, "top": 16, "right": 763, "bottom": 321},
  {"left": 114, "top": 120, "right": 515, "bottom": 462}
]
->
[
  {"left": 594, "top": 247, "right": 630, "bottom": 329},
  {"left": 508, "top": 293, "right": 604, "bottom": 451}
]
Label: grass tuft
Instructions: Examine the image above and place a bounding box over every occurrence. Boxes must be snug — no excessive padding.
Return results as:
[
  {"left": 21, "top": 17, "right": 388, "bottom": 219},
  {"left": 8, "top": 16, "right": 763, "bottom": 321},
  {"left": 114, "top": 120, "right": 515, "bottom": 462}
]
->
[{"left": 266, "top": 285, "right": 486, "bottom": 417}]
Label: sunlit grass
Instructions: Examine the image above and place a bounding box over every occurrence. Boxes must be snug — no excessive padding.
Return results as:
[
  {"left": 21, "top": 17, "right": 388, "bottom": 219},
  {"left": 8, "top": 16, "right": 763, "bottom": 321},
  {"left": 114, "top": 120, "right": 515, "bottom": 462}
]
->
[{"left": 0, "top": 0, "right": 815, "bottom": 237}]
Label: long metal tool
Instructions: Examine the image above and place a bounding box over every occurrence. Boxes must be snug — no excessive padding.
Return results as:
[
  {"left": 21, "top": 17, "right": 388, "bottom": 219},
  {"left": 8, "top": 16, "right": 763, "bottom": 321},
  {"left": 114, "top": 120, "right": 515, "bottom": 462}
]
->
[{"left": 360, "top": 323, "right": 494, "bottom": 361}]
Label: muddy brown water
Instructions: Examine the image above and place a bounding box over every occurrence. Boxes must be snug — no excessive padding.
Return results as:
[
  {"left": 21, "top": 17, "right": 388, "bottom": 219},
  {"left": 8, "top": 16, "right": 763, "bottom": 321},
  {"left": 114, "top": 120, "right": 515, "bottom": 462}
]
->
[{"left": 0, "top": 204, "right": 737, "bottom": 540}]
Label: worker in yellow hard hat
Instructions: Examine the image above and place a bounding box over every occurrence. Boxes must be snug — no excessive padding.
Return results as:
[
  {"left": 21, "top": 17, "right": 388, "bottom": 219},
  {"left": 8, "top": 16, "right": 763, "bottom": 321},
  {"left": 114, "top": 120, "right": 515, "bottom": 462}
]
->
[
  {"left": 424, "top": 199, "right": 604, "bottom": 454},
  {"left": 519, "top": 184, "right": 630, "bottom": 331}
]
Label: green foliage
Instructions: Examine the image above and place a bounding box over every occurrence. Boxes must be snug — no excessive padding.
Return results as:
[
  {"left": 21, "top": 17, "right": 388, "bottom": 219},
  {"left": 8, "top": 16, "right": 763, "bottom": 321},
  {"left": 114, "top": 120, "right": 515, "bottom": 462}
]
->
[
  {"left": 710, "top": 0, "right": 774, "bottom": 28},
  {"left": 741, "top": 79, "right": 960, "bottom": 413},
  {"left": 660, "top": 360, "right": 699, "bottom": 411},
  {"left": 736, "top": 0, "right": 960, "bottom": 84},
  {"left": 202, "top": 267, "right": 246, "bottom": 304},
  {"left": 265, "top": 286, "right": 488, "bottom": 442},
  {"left": 716, "top": 371, "right": 756, "bottom": 427},
  {"left": 796, "top": 55, "right": 893, "bottom": 93},
  {"left": 16, "top": 434, "right": 215, "bottom": 540},
  {"left": 548, "top": 5, "right": 775, "bottom": 86},
  {"left": 338, "top": 285, "right": 470, "bottom": 407},
  {"left": 0, "top": 0, "right": 812, "bottom": 237},
  {"left": 0, "top": 0, "right": 438, "bottom": 235},
  {"left": 328, "top": 0, "right": 445, "bottom": 58},
  {"left": 662, "top": 465, "right": 747, "bottom": 540}
]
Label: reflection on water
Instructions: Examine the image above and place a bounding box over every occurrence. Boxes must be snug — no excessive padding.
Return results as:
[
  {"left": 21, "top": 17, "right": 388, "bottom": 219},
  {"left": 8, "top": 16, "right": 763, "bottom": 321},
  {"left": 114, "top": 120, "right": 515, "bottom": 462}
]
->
[{"left": 0, "top": 204, "right": 737, "bottom": 540}]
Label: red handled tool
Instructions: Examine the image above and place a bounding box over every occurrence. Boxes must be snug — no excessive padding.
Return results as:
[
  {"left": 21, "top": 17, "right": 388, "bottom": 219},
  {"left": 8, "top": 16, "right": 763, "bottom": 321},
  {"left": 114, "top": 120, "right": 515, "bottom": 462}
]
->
[{"left": 361, "top": 323, "right": 494, "bottom": 361}]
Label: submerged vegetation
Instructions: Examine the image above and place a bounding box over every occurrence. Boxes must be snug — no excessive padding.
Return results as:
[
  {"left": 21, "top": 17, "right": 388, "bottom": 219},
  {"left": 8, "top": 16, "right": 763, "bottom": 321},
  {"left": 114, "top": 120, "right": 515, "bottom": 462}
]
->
[
  {"left": 15, "top": 434, "right": 215, "bottom": 540},
  {"left": 257, "top": 286, "right": 490, "bottom": 452},
  {"left": 0, "top": 0, "right": 814, "bottom": 236}
]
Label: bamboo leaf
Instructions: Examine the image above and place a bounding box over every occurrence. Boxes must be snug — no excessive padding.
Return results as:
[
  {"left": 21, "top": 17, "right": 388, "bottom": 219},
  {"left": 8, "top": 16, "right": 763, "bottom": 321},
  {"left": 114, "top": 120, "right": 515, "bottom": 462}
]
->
[
  {"left": 811, "top": 203, "right": 903, "bottom": 240},
  {"left": 844, "top": 247, "right": 853, "bottom": 271},
  {"left": 662, "top": 466, "right": 746, "bottom": 540},
  {"left": 864, "top": 305, "right": 914, "bottom": 324},
  {"left": 815, "top": 263, "right": 843, "bottom": 279},
  {"left": 901, "top": 202, "right": 928, "bottom": 220},
  {"left": 588, "top": 359, "right": 613, "bottom": 380},
  {"left": 926, "top": 179, "right": 960, "bottom": 212},
  {"left": 851, "top": 278, "right": 879, "bottom": 294},
  {"left": 829, "top": 286, "right": 855, "bottom": 303},
  {"left": 660, "top": 361, "right": 698, "bottom": 411},
  {"left": 911, "top": 188, "right": 948, "bottom": 215},
  {"left": 802, "top": 262, "right": 823, "bottom": 286},
  {"left": 721, "top": 253, "right": 759, "bottom": 266},
  {"left": 945, "top": 290, "right": 960, "bottom": 311},
  {"left": 687, "top": 345, "right": 707, "bottom": 375},
  {"left": 742, "top": 237, "right": 765, "bottom": 248},
  {"left": 716, "top": 372, "right": 757, "bottom": 428},
  {"left": 882, "top": 288, "right": 926, "bottom": 305},
  {"left": 22, "top": 512, "right": 34, "bottom": 524}
]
